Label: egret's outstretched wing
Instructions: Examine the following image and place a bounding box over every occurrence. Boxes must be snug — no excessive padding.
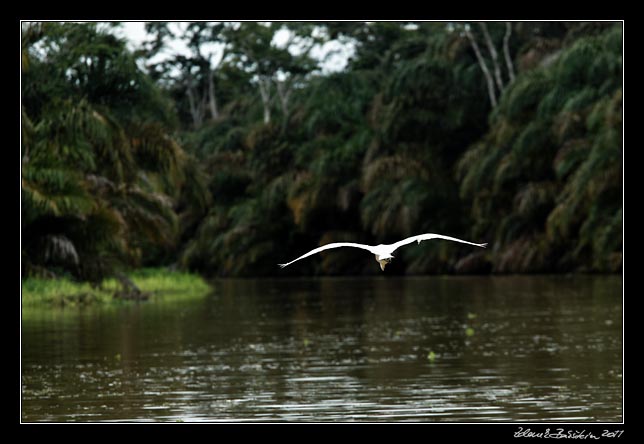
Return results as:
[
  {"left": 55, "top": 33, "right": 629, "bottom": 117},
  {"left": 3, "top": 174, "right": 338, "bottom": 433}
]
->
[
  {"left": 279, "top": 242, "right": 375, "bottom": 268},
  {"left": 389, "top": 233, "right": 487, "bottom": 252}
]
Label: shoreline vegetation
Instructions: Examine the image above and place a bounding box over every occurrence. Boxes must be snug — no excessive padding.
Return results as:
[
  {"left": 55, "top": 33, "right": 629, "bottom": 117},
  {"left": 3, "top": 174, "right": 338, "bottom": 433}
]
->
[{"left": 21, "top": 268, "right": 211, "bottom": 307}]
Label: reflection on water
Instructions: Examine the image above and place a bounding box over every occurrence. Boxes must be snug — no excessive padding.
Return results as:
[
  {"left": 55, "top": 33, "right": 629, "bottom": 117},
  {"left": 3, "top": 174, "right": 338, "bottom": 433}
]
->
[{"left": 22, "top": 275, "right": 622, "bottom": 422}]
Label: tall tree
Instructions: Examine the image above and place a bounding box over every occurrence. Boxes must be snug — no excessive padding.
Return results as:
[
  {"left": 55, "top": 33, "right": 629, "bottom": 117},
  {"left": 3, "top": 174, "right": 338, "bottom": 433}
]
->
[
  {"left": 225, "top": 22, "right": 319, "bottom": 125},
  {"left": 22, "top": 22, "right": 207, "bottom": 281},
  {"left": 143, "top": 22, "right": 231, "bottom": 129},
  {"left": 460, "top": 22, "right": 518, "bottom": 108}
]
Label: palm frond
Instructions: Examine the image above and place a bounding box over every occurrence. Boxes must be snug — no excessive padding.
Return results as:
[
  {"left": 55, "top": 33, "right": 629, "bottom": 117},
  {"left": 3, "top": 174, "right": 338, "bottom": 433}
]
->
[{"left": 22, "top": 166, "right": 94, "bottom": 219}]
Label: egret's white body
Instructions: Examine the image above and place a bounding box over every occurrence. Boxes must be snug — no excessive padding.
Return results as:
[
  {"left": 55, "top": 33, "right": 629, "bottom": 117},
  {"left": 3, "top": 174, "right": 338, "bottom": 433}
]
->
[{"left": 278, "top": 233, "right": 487, "bottom": 271}]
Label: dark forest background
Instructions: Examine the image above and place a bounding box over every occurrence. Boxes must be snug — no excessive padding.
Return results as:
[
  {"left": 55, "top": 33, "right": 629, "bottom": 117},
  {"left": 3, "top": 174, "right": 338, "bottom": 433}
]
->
[{"left": 21, "top": 21, "right": 622, "bottom": 281}]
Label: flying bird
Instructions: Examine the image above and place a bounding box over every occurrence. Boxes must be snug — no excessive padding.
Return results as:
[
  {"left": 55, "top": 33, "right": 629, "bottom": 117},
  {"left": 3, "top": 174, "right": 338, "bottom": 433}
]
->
[{"left": 278, "top": 233, "right": 487, "bottom": 271}]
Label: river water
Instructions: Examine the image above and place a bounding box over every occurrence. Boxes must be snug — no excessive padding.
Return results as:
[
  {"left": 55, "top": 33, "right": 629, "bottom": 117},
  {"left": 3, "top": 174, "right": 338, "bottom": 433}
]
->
[{"left": 21, "top": 275, "right": 622, "bottom": 422}]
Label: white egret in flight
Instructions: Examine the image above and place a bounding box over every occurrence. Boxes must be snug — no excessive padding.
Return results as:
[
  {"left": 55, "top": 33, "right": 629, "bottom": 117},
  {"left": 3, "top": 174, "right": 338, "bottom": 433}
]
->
[{"left": 278, "top": 233, "right": 487, "bottom": 271}]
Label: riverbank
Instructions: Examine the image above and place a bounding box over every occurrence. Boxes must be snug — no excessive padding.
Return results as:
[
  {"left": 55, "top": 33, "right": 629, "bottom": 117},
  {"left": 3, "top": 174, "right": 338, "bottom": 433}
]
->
[{"left": 21, "top": 268, "right": 211, "bottom": 307}]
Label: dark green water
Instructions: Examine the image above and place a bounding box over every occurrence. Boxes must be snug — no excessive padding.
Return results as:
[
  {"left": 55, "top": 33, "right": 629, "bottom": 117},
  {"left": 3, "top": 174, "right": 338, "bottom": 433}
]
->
[{"left": 21, "top": 275, "right": 622, "bottom": 422}]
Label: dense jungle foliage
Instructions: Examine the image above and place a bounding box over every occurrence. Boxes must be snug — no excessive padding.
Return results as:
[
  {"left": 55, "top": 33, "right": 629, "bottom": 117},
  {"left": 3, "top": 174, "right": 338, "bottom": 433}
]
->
[{"left": 21, "top": 21, "right": 622, "bottom": 279}]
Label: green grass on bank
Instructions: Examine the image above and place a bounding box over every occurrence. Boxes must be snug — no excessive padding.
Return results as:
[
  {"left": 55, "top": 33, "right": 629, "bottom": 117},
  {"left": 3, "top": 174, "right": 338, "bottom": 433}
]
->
[{"left": 21, "top": 268, "right": 211, "bottom": 307}]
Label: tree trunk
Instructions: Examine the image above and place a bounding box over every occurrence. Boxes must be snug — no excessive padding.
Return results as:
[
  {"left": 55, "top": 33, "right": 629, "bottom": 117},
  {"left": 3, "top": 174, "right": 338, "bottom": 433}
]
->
[
  {"left": 503, "top": 22, "right": 516, "bottom": 83},
  {"left": 207, "top": 68, "right": 219, "bottom": 120},
  {"left": 479, "top": 22, "right": 505, "bottom": 91},
  {"left": 186, "top": 84, "right": 204, "bottom": 128},
  {"left": 113, "top": 271, "right": 149, "bottom": 300},
  {"left": 258, "top": 76, "right": 272, "bottom": 124},
  {"left": 276, "top": 79, "right": 293, "bottom": 122},
  {"left": 465, "top": 27, "right": 498, "bottom": 108}
]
